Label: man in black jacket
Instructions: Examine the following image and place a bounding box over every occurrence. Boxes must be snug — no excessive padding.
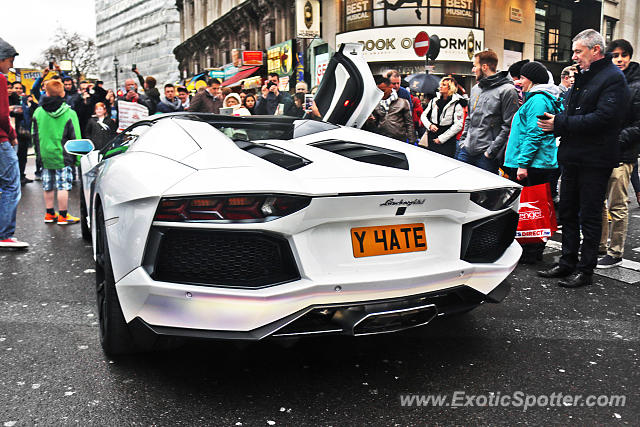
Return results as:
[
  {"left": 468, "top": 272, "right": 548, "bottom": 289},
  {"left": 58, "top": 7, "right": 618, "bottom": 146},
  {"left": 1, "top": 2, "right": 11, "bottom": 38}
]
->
[
  {"left": 537, "top": 29, "right": 630, "bottom": 288},
  {"left": 596, "top": 39, "right": 640, "bottom": 268}
]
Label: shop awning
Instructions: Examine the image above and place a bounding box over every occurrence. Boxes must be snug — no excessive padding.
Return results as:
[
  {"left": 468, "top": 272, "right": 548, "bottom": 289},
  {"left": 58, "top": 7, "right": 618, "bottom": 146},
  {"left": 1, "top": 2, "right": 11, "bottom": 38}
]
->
[{"left": 221, "top": 66, "right": 261, "bottom": 87}]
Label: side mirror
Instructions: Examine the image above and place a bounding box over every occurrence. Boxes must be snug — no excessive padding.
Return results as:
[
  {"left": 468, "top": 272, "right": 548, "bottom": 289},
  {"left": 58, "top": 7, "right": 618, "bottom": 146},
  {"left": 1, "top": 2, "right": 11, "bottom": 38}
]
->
[{"left": 64, "top": 139, "right": 95, "bottom": 155}]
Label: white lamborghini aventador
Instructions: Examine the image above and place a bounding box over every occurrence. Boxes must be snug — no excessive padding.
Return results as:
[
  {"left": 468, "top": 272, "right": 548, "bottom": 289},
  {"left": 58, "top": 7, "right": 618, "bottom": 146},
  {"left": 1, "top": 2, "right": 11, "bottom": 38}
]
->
[{"left": 65, "top": 43, "right": 522, "bottom": 356}]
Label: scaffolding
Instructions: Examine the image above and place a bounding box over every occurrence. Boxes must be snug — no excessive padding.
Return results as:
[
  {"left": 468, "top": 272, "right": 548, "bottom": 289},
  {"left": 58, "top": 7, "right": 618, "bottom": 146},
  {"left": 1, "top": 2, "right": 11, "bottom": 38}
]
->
[{"left": 95, "top": 0, "right": 182, "bottom": 91}]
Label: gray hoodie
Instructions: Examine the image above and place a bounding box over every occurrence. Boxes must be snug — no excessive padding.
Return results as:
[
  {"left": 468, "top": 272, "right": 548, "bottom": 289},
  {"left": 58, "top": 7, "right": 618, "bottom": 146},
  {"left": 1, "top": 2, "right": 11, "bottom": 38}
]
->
[{"left": 460, "top": 71, "right": 519, "bottom": 158}]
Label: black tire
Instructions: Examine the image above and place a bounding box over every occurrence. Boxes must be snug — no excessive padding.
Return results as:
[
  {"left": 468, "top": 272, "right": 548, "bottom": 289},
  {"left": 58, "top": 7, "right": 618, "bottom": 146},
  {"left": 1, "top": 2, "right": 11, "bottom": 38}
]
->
[
  {"left": 80, "top": 193, "right": 91, "bottom": 241},
  {"left": 78, "top": 165, "right": 91, "bottom": 241},
  {"left": 95, "top": 207, "right": 136, "bottom": 357}
]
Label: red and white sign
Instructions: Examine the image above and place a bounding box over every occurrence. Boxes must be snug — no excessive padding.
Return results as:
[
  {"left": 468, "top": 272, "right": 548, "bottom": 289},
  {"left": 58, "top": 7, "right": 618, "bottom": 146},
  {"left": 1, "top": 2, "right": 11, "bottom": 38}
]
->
[
  {"left": 314, "top": 53, "right": 330, "bottom": 86},
  {"left": 242, "top": 51, "right": 264, "bottom": 66},
  {"left": 414, "top": 31, "right": 430, "bottom": 57}
]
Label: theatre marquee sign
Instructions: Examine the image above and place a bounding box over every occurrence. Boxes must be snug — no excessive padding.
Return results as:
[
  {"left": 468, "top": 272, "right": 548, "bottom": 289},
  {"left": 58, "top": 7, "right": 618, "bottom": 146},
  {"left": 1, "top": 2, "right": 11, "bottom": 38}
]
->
[{"left": 336, "top": 26, "right": 484, "bottom": 62}]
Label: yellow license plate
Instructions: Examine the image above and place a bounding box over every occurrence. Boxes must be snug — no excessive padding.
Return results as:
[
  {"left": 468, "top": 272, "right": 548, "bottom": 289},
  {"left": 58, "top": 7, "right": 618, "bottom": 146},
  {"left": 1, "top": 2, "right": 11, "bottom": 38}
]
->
[{"left": 351, "top": 223, "right": 427, "bottom": 258}]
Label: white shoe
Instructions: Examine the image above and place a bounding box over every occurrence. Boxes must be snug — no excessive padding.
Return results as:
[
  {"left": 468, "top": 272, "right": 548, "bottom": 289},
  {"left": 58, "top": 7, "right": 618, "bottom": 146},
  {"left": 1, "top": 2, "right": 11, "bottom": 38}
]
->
[{"left": 0, "top": 237, "right": 29, "bottom": 248}]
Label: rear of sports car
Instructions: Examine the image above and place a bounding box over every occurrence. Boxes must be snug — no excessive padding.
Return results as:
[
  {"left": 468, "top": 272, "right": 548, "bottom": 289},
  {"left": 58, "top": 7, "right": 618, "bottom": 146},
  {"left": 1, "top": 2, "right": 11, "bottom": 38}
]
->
[
  {"left": 125, "top": 190, "right": 519, "bottom": 340},
  {"left": 89, "top": 43, "right": 521, "bottom": 355},
  {"left": 104, "top": 118, "right": 521, "bottom": 344}
]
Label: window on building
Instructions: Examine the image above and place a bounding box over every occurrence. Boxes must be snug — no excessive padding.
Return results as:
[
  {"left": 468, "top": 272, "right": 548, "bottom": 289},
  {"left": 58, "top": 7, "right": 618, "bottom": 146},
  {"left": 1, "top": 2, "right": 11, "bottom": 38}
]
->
[
  {"left": 604, "top": 16, "right": 617, "bottom": 45},
  {"left": 534, "top": 1, "right": 572, "bottom": 63},
  {"left": 344, "top": 0, "right": 480, "bottom": 32},
  {"left": 504, "top": 39, "right": 524, "bottom": 69}
]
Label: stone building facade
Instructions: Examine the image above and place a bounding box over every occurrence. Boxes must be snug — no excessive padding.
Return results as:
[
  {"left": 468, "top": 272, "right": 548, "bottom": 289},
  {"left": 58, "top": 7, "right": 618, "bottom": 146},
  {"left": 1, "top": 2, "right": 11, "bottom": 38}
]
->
[
  {"left": 95, "top": 0, "right": 181, "bottom": 90},
  {"left": 173, "top": 0, "right": 296, "bottom": 78},
  {"left": 173, "top": 0, "right": 640, "bottom": 89}
]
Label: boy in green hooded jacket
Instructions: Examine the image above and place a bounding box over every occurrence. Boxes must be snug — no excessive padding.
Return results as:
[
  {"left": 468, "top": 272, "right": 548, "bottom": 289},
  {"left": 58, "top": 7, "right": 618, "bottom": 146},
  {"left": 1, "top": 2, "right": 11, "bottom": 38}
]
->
[{"left": 32, "top": 79, "right": 81, "bottom": 225}]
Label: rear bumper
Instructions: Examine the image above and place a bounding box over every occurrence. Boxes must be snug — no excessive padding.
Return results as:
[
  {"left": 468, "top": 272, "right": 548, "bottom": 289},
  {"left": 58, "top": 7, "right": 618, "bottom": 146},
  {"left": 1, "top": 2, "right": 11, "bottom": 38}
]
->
[
  {"left": 129, "top": 280, "right": 510, "bottom": 341},
  {"left": 115, "top": 240, "right": 521, "bottom": 339}
]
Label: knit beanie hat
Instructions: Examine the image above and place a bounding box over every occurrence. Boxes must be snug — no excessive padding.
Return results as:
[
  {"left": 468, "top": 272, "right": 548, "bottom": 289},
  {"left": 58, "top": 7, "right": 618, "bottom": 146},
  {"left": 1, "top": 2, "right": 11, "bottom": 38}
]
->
[
  {"left": 0, "top": 37, "right": 18, "bottom": 60},
  {"left": 508, "top": 59, "right": 529, "bottom": 79},
  {"left": 520, "top": 61, "right": 549, "bottom": 84}
]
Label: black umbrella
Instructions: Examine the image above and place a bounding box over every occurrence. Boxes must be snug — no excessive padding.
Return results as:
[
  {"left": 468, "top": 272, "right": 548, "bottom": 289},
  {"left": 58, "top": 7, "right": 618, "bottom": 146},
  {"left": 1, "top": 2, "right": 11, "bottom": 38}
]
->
[{"left": 405, "top": 73, "right": 441, "bottom": 96}]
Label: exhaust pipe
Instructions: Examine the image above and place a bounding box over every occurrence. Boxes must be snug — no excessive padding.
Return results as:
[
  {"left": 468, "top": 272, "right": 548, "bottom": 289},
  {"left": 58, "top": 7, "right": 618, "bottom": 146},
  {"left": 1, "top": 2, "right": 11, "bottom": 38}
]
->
[{"left": 351, "top": 304, "right": 438, "bottom": 336}]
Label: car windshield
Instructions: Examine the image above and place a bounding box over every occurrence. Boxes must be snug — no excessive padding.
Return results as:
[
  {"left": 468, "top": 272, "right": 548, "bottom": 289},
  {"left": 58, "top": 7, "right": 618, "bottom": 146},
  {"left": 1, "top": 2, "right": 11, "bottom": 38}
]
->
[{"left": 173, "top": 114, "right": 339, "bottom": 141}]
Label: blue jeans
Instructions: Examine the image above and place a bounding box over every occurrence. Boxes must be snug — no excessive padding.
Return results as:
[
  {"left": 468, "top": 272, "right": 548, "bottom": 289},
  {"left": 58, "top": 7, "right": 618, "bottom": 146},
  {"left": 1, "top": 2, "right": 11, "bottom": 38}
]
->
[
  {"left": 0, "top": 141, "right": 21, "bottom": 240},
  {"left": 457, "top": 147, "right": 499, "bottom": 174}
]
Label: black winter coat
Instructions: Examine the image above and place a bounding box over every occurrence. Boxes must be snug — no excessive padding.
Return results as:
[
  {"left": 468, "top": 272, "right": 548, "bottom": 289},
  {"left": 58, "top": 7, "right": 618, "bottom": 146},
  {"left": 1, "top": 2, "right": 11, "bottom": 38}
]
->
[
  {"left": 554, "top": 54, "right": 630, "bottom": 168},
  {"left": 619, "top": 62, "right": 640, "bottom": 164},
  {"left": 84, "top": 116, "right": 117, "bottom": 151}
]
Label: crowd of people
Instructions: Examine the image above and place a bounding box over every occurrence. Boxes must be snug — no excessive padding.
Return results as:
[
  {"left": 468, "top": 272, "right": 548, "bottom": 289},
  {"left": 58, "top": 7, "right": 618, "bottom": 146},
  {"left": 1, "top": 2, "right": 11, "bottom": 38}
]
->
[
  {"left": 0, "top": 40, "right": 320, "bottom": 249},
  {"left": 1, "top": 29, "right": 639, "bottom": 289},
  {"left": 367, "top": 29, "right": 639, "bottom": 288}
]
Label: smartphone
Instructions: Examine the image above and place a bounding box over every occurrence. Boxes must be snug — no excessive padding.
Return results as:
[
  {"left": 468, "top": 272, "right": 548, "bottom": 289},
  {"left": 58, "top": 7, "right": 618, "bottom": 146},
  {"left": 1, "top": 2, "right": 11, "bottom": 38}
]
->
[
  {"left": 131, "top": 64, "right": 137, "bottom": 71},
  {"left": 48, "top": 61, "right": 54, "bottom": 69},
  {"left": 537, "top": 114, "right": 549, "bottom": 119},
  {"left": 304, "top": 94, "right": 314, "bottom": 112}
]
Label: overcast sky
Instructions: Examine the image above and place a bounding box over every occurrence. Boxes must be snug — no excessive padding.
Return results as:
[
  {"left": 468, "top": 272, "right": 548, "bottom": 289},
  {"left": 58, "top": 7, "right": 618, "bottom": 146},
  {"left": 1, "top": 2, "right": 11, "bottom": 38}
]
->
[{"left": 3, "top": 0, "right": 97, "bottom": 68}]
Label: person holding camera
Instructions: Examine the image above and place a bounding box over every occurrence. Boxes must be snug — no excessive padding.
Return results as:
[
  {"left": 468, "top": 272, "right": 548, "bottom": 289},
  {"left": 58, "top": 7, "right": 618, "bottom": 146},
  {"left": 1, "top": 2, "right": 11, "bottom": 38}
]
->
[
  {"left": 132, "top": 67, "right": 160, "bottom": 109},
  {"left": 255, "top": 73, "right": 294, "bottom": 115}
]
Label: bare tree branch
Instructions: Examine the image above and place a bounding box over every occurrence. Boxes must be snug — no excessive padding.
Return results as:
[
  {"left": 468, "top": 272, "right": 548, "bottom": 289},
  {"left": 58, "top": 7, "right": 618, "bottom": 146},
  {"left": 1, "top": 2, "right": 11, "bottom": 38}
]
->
[{"left": 33, "top": 28, "right": 97, "bottom": 79}]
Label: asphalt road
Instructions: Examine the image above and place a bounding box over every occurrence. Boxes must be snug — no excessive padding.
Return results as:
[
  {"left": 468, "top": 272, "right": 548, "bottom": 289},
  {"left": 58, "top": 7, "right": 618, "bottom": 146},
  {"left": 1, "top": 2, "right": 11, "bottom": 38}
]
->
[{"left": 1, "top": 161, "right": 638, "bottom": 426}]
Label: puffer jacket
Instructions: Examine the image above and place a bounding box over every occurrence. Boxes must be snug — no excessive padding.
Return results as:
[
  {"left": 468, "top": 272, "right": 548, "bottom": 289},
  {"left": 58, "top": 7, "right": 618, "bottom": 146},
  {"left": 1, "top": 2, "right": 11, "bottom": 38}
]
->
[
  {"left": 504, "top": 87, "right": 563, "bottom": 170},
  {"left": 367, "top": 97, "right": 416, "bottom": 144},
  {"left": 619, "top": 61, "right": 640, "bottom": 164},
  {"left": 459, "top": 71, "right": 519, "bottom": 158},
  {"left": 554, "top": 54, "right": 630, "bottom": 168},
  {"left": 420, "top": 92, "right": 465, "bottom": 144}
]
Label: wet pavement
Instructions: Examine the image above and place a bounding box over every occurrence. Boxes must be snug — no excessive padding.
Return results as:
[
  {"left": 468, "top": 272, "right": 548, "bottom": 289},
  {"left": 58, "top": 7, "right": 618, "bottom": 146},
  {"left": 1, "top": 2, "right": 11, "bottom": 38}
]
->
[{"left": 1, "top": 161, "right": 638, "bottom": 426}]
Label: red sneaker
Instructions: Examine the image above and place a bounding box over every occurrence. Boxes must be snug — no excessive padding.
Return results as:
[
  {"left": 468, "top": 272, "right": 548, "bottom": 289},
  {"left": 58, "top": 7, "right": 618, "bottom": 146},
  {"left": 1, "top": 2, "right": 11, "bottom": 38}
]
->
[{"left": 44, "top": 212, "right": 58, "bottom": 223}]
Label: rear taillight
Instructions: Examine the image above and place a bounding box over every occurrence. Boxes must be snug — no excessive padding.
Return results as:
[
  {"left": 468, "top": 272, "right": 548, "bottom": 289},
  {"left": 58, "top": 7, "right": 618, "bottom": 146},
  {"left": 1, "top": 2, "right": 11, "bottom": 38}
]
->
[{"left": 153, "top": 195, "right": 311, "bottom": 222}]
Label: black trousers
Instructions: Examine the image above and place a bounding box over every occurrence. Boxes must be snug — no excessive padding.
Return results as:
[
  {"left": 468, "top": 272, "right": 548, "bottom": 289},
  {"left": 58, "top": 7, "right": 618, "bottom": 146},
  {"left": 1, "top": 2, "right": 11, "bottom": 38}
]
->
[
  {"left": 17, "top": 135, "right": 29, "bottom": 179},
  {"left": 558, "top": 165, "right": 612, "bottom": 274}
]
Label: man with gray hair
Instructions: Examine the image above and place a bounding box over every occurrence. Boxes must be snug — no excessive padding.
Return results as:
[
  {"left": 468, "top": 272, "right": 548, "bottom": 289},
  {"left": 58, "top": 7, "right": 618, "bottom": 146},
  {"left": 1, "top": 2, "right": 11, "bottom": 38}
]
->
[
  {"left": 537, "top": 29, "right": 630, "bottom": 288},
  {"left": 0, "top": 37, "right": 29, "bottom": 248}
]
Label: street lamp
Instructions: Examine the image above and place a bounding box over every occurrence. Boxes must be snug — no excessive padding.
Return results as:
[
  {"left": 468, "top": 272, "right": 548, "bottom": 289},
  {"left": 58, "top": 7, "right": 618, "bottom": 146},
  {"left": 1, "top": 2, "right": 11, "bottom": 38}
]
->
[{"left": 113, "top": 56, "right": 120, "bottom": 90}]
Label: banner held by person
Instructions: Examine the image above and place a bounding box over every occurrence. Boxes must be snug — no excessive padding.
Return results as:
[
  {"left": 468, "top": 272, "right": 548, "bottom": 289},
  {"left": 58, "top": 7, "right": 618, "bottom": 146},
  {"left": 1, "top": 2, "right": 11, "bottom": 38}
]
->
[{"left": 117, "top": 100, "right": 149, "bottom": 132}]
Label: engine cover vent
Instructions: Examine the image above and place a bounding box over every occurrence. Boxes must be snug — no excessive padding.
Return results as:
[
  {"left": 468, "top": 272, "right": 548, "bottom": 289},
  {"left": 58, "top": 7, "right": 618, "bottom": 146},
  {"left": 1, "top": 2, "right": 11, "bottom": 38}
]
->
[{"left": 311, "top": 140, "right": 409, "bottom": 170}]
